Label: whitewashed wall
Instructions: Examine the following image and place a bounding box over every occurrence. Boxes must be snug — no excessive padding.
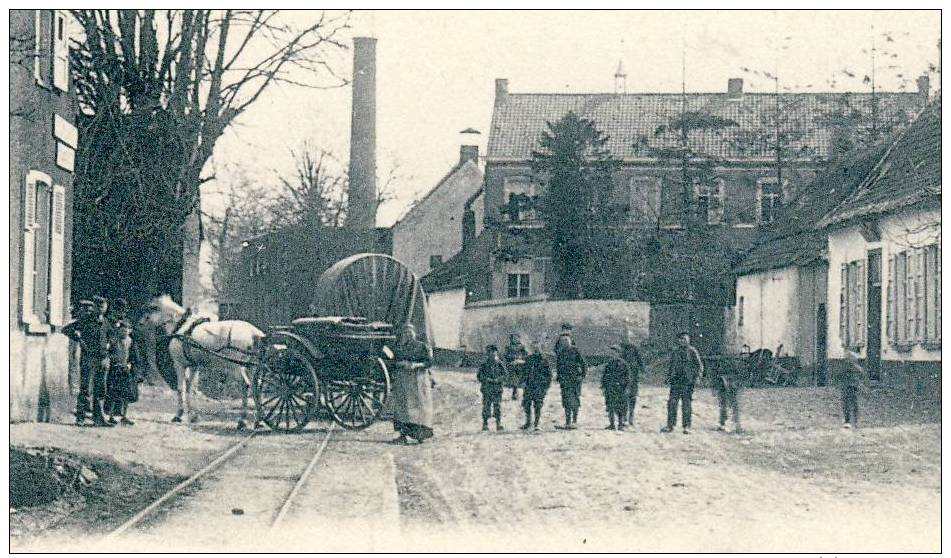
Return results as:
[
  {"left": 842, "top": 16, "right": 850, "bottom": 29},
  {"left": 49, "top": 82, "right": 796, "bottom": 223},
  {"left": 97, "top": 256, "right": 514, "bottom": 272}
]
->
[
  {"left": 10, "top": 330, "right": 71, "bottom": 421},
  {"left": 729, "top": 267, "right": 800, "bottom": 355},
  {"left": 460, "top": 297, "right": 650, "bottom": 356},
  {"left": 829, "top": 208, "right": 942, "bottom": 363},
  {"left": 427, "top": 288, "right": 467, "bottom": 349}
]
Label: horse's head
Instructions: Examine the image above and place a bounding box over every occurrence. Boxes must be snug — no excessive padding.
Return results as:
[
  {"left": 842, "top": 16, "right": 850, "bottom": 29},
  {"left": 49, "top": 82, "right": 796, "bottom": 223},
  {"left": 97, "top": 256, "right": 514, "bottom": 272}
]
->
[{"left": 145, "top": 294, "right": 185, "bottom": 335}]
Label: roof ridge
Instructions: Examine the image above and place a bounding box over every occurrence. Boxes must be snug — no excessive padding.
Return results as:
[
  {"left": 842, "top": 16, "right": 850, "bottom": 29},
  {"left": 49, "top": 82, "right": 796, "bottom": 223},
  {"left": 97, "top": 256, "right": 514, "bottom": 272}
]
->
[{"left": 815, "top": 103, "right": 930, "bottom": 229}]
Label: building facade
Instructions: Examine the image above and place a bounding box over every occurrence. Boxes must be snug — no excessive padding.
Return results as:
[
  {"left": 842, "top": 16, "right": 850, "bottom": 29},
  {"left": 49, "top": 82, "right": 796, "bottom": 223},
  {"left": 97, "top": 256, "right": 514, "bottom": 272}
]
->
[
  {"left": 392, "top": 145, "right": 483, "bottom": 278},
  {"left": 10, "top": 10, "right": 79, "bottom": 421},
  {"left": 818, "top": 103, "right": 940, "bottom": 386},
  {"left": 455, "top": 77, "right": 926, "bottom": 306}
]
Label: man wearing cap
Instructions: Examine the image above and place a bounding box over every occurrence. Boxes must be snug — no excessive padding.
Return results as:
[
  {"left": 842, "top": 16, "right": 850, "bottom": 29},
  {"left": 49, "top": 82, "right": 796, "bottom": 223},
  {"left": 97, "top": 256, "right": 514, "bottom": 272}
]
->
[
  {"left": 555, "top": 329, "right": 587, "bottom": 429},
  {"left": 620, "top": 327, "right": 645, "bottom": 426},
  {"left": 391, "top": 323, "right": 436, "bottom": 444},
  {"left": 661, "top": 332, "right": 704, "bottom": 434},
  {"left": 477, "top": 344, "right": 507, "bottom": 431},
  {"left": 62, "top": 296, "right": 113, "bottom": 426},
  {"left": 601, "top": 346, "right": 632, "bottom": 431}
]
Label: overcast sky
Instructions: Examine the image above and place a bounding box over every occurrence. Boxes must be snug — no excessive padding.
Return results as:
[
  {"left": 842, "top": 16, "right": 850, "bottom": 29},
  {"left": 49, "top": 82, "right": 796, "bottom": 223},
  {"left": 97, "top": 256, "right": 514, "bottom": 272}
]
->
[{"left": 207, "top": 9, "right": 940, "bottom": 227}]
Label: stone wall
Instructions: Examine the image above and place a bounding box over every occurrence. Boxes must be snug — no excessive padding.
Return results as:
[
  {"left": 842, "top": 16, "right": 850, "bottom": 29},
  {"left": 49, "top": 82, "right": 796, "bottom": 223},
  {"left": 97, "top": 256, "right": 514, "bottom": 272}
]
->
[{"left": 459, "top": 297, "right": 650, "bottom": 356}]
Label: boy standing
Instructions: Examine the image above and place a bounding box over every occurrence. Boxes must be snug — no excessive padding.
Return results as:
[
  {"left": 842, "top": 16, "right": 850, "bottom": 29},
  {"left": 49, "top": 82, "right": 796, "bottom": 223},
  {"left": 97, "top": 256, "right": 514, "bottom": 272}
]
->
[
  {"left": 601, "top": 346, "right": 632, "bottom": 431},
  {"left": 107, "top": 318, "right": 138, "bottom": 425},
  {"left": 477, "top": 345, "right": 507, "bottom": 431},
  {"left": 503, "top": 333, "right": 529, "bottom": 400},
  {"left": 841, "top": 350, "right": 867, "bottom": 429},
  {"left": 556, "top": 341, "right": 587, "bottom": 430},
  {"left": 521, "top": 342, "right": 552, "bottom": 431}
]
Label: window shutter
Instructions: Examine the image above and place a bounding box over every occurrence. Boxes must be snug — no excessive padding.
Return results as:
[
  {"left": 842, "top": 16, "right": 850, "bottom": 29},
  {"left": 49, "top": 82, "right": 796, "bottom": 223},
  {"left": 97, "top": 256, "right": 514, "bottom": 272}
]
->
[
  {"left": 934, "top": 244, "right": 941, "bottom": 343},
  {"left": 52, "top": 11, "right": 69, "bottom": 91},
  {"left": 855, "top": 260, "right": 865, "bottom": 346},
  {"left": 906, "top": 250, "right": 915, "bottom": 343},
  {"left": 915, "top": 248, "right": 925, "bottom": 342},
  {"left": 22, "top": 176, "right": 37, "bottom": 323},
  {"left": 839, "top": 263, "right": 848, "bottom": 347},
  {"left": 886, "top": 255, "right": 895, "bottom": 346},
  {"left": 48, "top": 184, "right": 67, "bottom": 326}
]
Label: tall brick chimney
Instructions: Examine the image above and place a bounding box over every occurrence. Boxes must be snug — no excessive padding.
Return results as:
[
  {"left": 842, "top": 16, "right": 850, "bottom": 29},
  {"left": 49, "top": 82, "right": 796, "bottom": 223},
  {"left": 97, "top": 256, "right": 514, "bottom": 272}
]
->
[
  {"left": 495, "top": 78, "right": 509, "bottom": 105},
  {"left": 348, "top": 37, "right": 377, "bottom": 232}
]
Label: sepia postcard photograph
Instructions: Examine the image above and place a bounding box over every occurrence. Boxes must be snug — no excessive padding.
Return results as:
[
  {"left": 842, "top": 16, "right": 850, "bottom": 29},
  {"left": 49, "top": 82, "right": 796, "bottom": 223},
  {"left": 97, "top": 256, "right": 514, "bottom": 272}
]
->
[{"left": 6, "top": 6, "right": 942, "bottom": 554}]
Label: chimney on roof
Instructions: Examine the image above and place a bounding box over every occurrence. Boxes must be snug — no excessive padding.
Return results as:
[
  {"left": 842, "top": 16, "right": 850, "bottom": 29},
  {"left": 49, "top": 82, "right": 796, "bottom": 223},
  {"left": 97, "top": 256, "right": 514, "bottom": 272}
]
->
[
  {"left": 460, "top": 145, "right": 479, "bottom": 165},
  {"left": 495, "top": 78, "right": 509, "bottom": 105},
  {"left": 917, "top": 75, "right": 930, "bottom": 98},
  {"left": 727, "top": 78, "right": 744, "bottom": 100}
]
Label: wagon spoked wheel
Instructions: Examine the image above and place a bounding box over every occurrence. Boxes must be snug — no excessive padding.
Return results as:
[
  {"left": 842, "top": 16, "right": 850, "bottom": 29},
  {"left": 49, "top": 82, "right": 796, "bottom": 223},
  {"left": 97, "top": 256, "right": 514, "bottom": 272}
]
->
[
  {"left": 253, "top": 344, "right": 319, "bottom": 433},
  {"left": 325, "top": 357, "right": 390, "bottom": 430}
]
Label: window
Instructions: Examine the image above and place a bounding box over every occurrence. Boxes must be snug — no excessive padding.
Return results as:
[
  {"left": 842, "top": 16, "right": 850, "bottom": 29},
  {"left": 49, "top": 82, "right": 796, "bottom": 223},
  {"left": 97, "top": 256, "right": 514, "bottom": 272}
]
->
[
  {"left": 757, "top": 178, "right": 784, "bottom": 224},
  {"left": 21, "top": 171, "right": 66, "bottom": 327},
  {"left": 429, "top": 255, "right": 443, "bottom": 269},
  {"left": 52, "top": 11, "right": 69, "bottom": 91},
  {"left": 839, "top": 259, "right": 865, "bottom": 350},
  {"left": 738, "top": 296, "right": 744, "bottom": 327},
  {"left": 629, "top": 176, "right": 660, "bottom": 223},
  {"left": 696, "top": 178, "right": 725, "bottom": 225},
  {"left": 888, "top": 245, "right": 941, "bottom": 348},
  {"left": 503, "top": 177, "right": 539, "bottom": 223},
  {"left": 507, "top": 273, "right": 531, "bottom": 298}
]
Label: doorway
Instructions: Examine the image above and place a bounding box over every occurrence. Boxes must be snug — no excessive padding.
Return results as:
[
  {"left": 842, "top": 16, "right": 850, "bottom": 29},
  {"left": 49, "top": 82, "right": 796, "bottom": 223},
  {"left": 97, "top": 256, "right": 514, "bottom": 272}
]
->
[
  {"left": 816, "top": 303, "right": 828, "bottom": 386},
  {"left": 866, "top": 249, "right": 882, "bottom": 381}
]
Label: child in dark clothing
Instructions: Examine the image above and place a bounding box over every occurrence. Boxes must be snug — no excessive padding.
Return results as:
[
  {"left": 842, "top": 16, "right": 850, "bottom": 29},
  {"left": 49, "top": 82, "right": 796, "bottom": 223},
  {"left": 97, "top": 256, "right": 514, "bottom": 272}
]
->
[
  {"left": 107, "top": 318, "right": 139, "bottom": 425},
  {"left": 478, "top": 345, "right": 507, "bottom": 431},
  {"left": 521, "top": 341, "right": 552, "bottom": 431},
  {"left": 841, "top": 350, "right": 868, "bottom": 429}
]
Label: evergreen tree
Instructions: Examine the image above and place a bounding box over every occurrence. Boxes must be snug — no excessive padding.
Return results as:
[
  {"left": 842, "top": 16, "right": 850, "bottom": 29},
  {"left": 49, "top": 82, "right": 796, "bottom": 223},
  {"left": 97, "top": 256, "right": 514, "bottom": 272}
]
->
[{"left": 529, "top": 111, "right": 620, "bottom": 299}]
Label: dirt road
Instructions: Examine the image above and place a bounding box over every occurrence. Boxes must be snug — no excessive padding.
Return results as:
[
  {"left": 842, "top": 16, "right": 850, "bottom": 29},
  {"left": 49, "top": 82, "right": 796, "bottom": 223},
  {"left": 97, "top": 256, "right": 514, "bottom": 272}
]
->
[{"left": 10, "top": 369, "right": 940, "bottom": 552}]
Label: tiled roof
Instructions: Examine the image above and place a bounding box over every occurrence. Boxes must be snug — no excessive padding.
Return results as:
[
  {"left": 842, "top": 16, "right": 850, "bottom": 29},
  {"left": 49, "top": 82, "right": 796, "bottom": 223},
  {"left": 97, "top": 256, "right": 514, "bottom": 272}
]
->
[
  {"left": 488, "top": 91, "right": 924, "bottom": 162},
  {"left": 734, "top": 143, "right": 889, "bottom": 275},
  {"left": 818, "top": 100, "right": 940, "bottom": 227}
]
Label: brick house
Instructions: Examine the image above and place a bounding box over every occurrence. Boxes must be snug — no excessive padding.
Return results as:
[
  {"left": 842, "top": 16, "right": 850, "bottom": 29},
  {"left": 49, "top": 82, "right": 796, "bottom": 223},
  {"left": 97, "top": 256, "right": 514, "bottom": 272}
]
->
[
  {"left": 392, "top": 145, "right": 484, "bottom": 278},
  {"left": 10, "top": 10, "right": 79, "bottom": 421},
  {"left": 460, "top": 77, "right": 927, "bottom": 306}
]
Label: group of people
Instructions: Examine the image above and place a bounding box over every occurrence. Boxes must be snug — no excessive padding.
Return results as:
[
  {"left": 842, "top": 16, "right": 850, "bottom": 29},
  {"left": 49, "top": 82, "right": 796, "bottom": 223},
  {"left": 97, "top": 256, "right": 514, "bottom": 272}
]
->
[
  {"left": 62, "top": 296, "right": 142, "bottom": 427},
  {"left": 477, "top": 325, "right": 744, "bottom": 435}
]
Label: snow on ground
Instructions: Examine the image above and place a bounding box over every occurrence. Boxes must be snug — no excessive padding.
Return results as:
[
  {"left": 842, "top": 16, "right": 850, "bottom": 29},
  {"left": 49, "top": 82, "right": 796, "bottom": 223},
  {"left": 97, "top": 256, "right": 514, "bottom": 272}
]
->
[{"left": 9, "top": 369, "right": 941, "bottom": 552}]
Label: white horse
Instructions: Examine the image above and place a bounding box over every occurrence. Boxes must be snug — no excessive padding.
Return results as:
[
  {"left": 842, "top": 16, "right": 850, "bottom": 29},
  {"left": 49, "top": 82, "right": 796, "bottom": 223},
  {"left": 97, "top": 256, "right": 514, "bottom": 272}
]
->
[{"left": 145, "top": 295, "right": 265, "bottom": 429}]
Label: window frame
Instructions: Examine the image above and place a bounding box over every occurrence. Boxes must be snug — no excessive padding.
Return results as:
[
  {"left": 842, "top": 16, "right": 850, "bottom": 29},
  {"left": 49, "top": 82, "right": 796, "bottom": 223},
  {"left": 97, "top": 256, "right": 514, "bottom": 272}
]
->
[
  {"left": 695, "top": 177, "right": 725, "bottom": 225},
  {"left": 502, "top": 176, "right": 540, "bottom": 224},
  {"left": 756, "top": 177, "right": 785, "bottom": 225},
  {"left": 506, "top": 273, "right": 531, "bottom": 299}
]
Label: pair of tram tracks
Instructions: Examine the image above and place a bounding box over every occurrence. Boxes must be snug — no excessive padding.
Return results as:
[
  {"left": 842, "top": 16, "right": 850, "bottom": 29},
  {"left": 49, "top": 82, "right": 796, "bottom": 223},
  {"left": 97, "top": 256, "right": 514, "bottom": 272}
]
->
[{"left": 102, "top": 423, "right": 336, "bottom": 544}]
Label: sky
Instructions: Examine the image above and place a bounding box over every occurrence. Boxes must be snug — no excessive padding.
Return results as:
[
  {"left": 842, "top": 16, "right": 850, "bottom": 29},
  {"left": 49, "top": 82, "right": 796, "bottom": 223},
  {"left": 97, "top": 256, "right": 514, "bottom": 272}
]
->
[{"left": 206, "top": 10, "right": 940, "bottom": 227}]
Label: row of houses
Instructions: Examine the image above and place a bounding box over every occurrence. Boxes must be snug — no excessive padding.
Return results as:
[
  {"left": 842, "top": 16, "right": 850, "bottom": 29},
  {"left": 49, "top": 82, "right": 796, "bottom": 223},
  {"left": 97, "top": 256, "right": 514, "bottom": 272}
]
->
[
  {"left": 393, "top": 76, "right": 937, "bottom": 384},
  {"left": 730, "top": 101, "right": 940, "bottom": 385}
]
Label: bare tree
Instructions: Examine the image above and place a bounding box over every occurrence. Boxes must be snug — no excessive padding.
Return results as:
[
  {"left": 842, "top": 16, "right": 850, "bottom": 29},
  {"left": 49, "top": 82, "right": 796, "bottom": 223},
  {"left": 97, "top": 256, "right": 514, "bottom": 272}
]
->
[{"left": 69, "top": 10, "right": 350, "bottom": 308}]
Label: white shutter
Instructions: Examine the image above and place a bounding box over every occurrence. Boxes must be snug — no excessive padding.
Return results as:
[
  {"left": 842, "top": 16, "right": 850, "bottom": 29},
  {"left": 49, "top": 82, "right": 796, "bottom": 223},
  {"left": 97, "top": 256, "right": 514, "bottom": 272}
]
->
[
  {"left": 48, "top": 184, "right": 67, "bottom": 325},
  {"left": 52, "top": 11, "right": 69, "bottom": 91},
  {"left": 33, "top": 11, "right": 43, "bottom": 82},
  {"left": 22, "top": 174, "right": 39, "bottom": 323}
]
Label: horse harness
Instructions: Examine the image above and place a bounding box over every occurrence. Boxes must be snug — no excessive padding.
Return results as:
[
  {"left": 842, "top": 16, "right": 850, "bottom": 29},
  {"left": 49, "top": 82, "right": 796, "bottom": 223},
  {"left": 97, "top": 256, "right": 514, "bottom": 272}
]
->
[{"left": 167, "top": 309, "right": 255, "bottom": 368}]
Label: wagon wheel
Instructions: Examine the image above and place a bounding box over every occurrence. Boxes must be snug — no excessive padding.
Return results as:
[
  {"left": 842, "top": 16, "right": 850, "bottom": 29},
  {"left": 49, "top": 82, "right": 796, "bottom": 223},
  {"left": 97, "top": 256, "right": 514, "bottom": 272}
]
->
[
  {"left": 253, "top": 343, "right": 319, "bottom": 433},
  {"left": 324, "top": 357, "right": 390, "bottom": 430}
]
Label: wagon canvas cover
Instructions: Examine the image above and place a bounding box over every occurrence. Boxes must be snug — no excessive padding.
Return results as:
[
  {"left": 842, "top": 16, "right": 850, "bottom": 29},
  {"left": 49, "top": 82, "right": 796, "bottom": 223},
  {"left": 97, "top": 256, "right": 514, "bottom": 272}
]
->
[{"left": 312, "top": 253, "right": 434, "bottom": 346}]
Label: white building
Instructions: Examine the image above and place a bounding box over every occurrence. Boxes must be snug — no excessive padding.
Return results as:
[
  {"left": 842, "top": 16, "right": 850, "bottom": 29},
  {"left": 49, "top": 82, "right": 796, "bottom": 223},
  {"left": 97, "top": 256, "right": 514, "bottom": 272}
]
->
[{"left": 817, "top": 103, "right": 940, "bottom": 387}]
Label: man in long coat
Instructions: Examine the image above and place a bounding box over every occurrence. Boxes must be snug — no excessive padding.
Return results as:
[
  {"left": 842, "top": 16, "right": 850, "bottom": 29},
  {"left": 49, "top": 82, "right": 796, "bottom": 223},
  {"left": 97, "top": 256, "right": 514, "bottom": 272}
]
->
[
  {"left": 521, "top": 341, "right": 552, "bottom": 431},
  {"left": 620, "top": 330, "right": 645, "bottom": 426},
  {"left": 391, "top": 323, "right": 435, "bottom": 444}
]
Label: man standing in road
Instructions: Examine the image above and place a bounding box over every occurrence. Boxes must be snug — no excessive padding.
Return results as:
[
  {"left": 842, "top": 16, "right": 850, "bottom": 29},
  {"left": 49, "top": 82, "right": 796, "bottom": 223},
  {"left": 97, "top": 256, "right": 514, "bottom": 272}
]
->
[
  {"left": 601, "top": 346, "right": 632, "bottom": 431},
  {"left": 620, "top": 327, "right": 645, "bottom": 427},
  {"left": 478, "top": 345, "right": 507, "bottom": 431},
  {"left": 661, "top": 332, "right": 704, "bottom": 435},
  {"left": 555, "top": 332, "right": 587, "bottom": 430},
  {"left": 62, "top": 297, "right": 113, "bottom": 427}
]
